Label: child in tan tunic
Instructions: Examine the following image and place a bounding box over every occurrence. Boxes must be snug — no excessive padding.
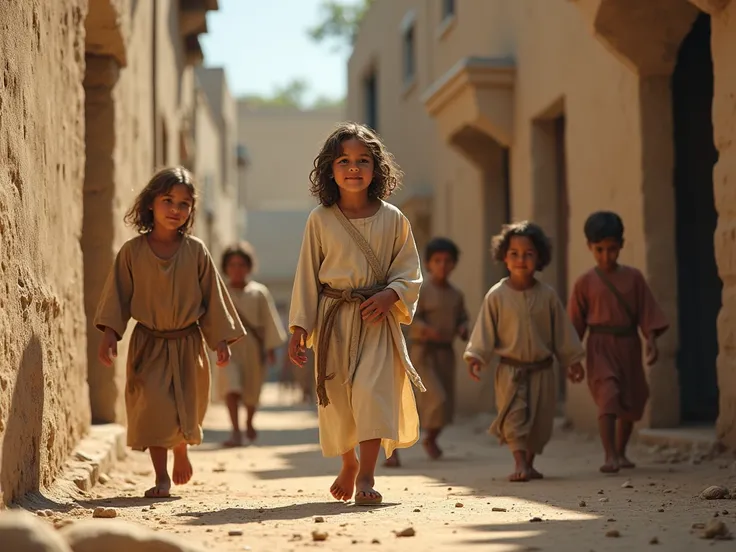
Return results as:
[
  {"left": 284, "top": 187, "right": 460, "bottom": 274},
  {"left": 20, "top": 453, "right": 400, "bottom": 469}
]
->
[
  {"left": 568, "top": 211, "right": 668, "bottom": 473},
  {"left": 288, "top": 122, "right": 424, "bottom": 505},
  {"left": 95, "top": 167, "right": 245, "bottom": 499},
  {"left": 219, "top": 242, "right": 287, "bottom": 446},
  {"left": 387, "top": 237, "right": 468, "bottom": 467},
  {"left": 464, "top": 222, "right": 585, "bottom": 482}
]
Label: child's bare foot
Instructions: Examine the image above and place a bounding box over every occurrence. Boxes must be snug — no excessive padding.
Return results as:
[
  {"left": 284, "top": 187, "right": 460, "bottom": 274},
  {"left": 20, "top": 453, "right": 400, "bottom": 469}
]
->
[
  {"left": 528, "top": 467, "right": 544, "bottom": 479},
  {"left": 144, "top": 477, "right": 171, "bottom": 498},
  {"left": 355, "top": 476, "right": 382, "bottom": 505},
  {"left": 509, "top": 468, "right": 530, "bottom": 482},
  {"left": 600, "top": 455, "right": 620, "bottom": 473},
  {"left": 172, "top": 443, "right": 193, "bottom": 485},
  {"left": 510, "top": 450, "right": 530, "bottom": 482},
  {"left": 330, "top": 458, "right": 359, "bottom": 501},
  {"left": 619, "top": 455, "right": 636, "bottom": 469},
  {"left": 223, "top": 431, "right": 242, "bottom": 448},
  {"left": 246, "top": 425, "right": 257, "bottom": 442},
  {"left": 423, "top": 438, "right": 443, "bottom": 460},
  {"left": 384, "top": 452, "right": 400, "bottom": 468}
]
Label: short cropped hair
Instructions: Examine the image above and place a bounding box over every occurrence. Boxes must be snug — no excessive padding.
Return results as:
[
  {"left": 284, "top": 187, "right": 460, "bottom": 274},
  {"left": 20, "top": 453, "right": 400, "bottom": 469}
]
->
[
  {"left": 584, "top": 211, "right": 624, "bottom": 243},
  {"left": 425, "top": 237, "right": 460, "bottom": 263}
]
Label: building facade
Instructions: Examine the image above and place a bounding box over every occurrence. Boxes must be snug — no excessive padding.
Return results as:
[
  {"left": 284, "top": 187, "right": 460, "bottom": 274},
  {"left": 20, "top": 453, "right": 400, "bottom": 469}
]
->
[{"left": 348, "top": 0, "right": 736, "bottom": 445}]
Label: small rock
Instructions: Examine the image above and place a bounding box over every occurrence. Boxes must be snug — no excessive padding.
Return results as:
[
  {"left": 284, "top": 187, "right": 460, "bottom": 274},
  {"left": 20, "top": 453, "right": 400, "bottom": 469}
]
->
[
  {"left": 413, "top": 509, "right": 421, "bottom": 513},
  {"left": 599, "top": 497, "right": 609, "bottom": 503},
  {"left": 314, "top": 517, "right": 325, "bottom": 523},
  {"left": 701, "top": 486, "right": 730, "bottom": 500},
  {"left": 98, "top": 474, "right": 111, "bottom": 485},
  {"left": 650, "top": 537, "right": 659, "bottom": 545},
  {"left": 724, "top": 510, "right": 730, "bottom": 515},
  {"left": 622, "top": 481, "right": 633, "bottom": 488},
  {"left": 54, "top": 519, "right": 75, "bottom": 530},
  {"left": 228, "top": 530, "right": 243, "bottom": 536},
  {"left": 455, "top": 503, "right": 464, "bottom": 508},
  {"left": 395, "top": 527, "right": 415, "bottom": 537},
  {"left": 608, "top": 518, "right": 616, "bottom": 522},
  {"left": 606, "top": 529, "right": 621, "bottom": 538},
  {"left": 404, "top": 487, "right": 408, "bottom": 491},
  {"left": 448, "top": 487, "right": 453, "bottom": 491},
  {"left": 372, "top": 538, "right": 380, "bottom": 544},
  {"left": 701, "top": 519, "right": 732, "bottom": 540},
  {"left": 530, "top": 517, "right": 542, "bottom": 523},
  {"left": 92, "top": 507, "right": 117, "bottom": 519},
  {"left": 492, "top": 507, "right": 507, "bottom": 512},
  {"left": 579, "top": 500, "right": 587, "bottom": 507},
  {"left": 212, "top": 467, "right": 226, "bottom": 473},
  {"left": 37, "top": 510, "right": 49, "bottom": 517},
  {"left": 312, "top": 530, "right": 328, "bottom": 542},
  {"left": 658, "top": 508, "right": 665, "bottom": 513},
  {"left": 290, "top": 534, "right": 303, "bottom": 541},
  {"left": 598, "top": 490, "right": 604, "bottom": 495}
]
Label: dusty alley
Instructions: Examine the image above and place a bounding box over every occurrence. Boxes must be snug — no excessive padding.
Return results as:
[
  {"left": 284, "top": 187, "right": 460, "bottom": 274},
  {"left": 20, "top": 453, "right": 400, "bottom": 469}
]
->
[{"left": 16, "top": 384, "right": 736, "bottom": 551}]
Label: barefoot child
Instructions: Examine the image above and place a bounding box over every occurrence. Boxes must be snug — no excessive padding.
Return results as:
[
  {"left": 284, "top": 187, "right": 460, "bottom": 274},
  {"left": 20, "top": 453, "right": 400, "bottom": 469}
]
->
[
  {"left": 388, "top": 238, "right": 468, "bottom": 467},
  {"left": 220, "top": 242, "right": 287, "bottom": 446},
  {"left": 568, "top": 211, "right": 668, "bottom": 473},
  {"left": 464, "top": 222, "right": 585, "bottom": 482},
  {"left": 95, "top": 166, "right": 245, "bottom": 498},
  {"left": 288, "top": 122, "right": 425, "bottom": 505}
]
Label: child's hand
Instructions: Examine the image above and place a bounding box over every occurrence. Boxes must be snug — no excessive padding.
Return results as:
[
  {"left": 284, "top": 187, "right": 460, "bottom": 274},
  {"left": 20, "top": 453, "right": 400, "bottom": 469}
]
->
[
  {"left": 266, "top": 349, "right": 276, "bottom": 366},
  {"left": 567, "top": 362, "right": 585, "bottom": 383},
  {"left": 646, "top": 336, "right": 659, "bottom": 365},
  {"left": 458, "top": 324, "right": 469, "bottom": 341},
  {"left": 467, "top": 359, "right": 482, "bottom": 382},
  {"left": 98, "top": 327, "right": 118, "bottom": 367},
  {"left": 216, "top": 340, "right": 231, "bottom": 367},
  {"left": 360, "top": 289, "right": 399, "bottom": 323},
  {"left": 289, "top": 328, "right": 308, "bottom": 367}
]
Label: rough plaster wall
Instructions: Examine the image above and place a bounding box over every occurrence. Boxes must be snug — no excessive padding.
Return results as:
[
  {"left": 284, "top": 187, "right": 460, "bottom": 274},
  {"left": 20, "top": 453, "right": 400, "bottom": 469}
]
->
[
  {"left": 711, "top": 2, "right": 736, "bottom": 446},
  {"left": 0, "top": 0, "right": 90, "bottom": 504}
]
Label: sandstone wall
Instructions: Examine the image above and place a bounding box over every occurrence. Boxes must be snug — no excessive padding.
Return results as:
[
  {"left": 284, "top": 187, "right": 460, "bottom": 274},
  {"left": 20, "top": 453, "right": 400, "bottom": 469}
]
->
[{"left": 0, "top": 0, "right": 90, "bottom": 504}]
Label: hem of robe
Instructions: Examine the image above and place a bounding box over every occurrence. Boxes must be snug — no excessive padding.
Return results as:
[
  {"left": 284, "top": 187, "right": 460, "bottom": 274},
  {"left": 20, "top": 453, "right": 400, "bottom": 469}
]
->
[
  {"left": 490, "top": 431, "right": 549, "bottom": 455},
  {"left": 320, "top": 433, "right": 420, "bottom": 459},
  {"left": 128, "top": 434, "right": 202, "bottom": 452}
]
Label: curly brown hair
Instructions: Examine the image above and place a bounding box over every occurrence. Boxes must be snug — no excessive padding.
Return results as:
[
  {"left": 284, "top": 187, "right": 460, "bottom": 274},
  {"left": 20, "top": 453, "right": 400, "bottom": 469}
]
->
[
  {"left": 491, "top": 221, "right": 552, "bottom": 271},
  {"left": 221, "top": 241, "right": 258, "bottom": 274},
  {"left": 124, "top": 166, "right": 198, "bottom": 234},
  {"left": 309, "top": 122, "right": 403, "bottom": 206}
]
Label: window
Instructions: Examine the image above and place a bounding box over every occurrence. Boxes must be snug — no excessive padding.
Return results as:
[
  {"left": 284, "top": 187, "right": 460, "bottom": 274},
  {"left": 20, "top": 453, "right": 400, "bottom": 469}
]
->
[
  {"left": 441, "top": 0, "right": 455, "bottom": 21},
  {"left": 402, "top": 21, "right": 415, "bottom": 84},
  {"left": 364, "top": 71, "right": 378, "bottom": 131}
]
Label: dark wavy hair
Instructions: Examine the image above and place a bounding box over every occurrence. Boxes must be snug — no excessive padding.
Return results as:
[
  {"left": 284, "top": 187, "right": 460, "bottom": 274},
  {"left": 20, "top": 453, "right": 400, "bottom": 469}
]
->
[
  {"left": 309, "top": 122, "right": 402, "bottom": 206},
  {"left": 491, "top": 221, "right": 552, "bottom": 271},
  {"left": 124, "top": 166, "right": 198, "bottom": 234},
  {"left": 426, "top": 237, "right": 460, "bottom": 263},
  {"left": 584, "top": 211, "right": 624, "bottom": 243},
  {"left": 221, "top": 241, "right": 258, "bottom": 274}
]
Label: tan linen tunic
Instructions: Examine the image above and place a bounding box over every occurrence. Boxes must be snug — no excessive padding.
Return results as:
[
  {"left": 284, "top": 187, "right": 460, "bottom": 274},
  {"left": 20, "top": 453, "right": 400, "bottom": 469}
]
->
[
  {"left": 464, "top": 279, "right": 584, "bottom": 454},
  {"left": 289, "top": 202, "right": 424, "bottom": 458},
  {"left": 94, "top": 235, "right": 245, "bottom": 451},
  {"left": 408, "top": 280, "right": 469, "bottom": 430},
  {"left": 220, "top": 280, "right": 287, "bottom": 406}
]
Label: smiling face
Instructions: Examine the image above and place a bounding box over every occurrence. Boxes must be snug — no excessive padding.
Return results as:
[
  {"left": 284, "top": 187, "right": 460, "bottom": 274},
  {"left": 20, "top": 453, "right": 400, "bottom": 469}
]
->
[
  {"left": 504, "top": 236, "right": 539, "bottom": 280},
  {"left": 331, "top": 138, "right": 375, "bottom": 196},
  {"left": 588, "top": 237, "right": 622, "bottom": 272},
  {"left": 151, "top": 183, "right": 193, "bottom": 233}
]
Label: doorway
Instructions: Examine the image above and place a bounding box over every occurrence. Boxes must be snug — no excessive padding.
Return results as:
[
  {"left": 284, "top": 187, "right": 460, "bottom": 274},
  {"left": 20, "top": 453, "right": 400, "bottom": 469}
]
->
[{"left": 672, "top": 12, "right": 720, "bottom": 423}]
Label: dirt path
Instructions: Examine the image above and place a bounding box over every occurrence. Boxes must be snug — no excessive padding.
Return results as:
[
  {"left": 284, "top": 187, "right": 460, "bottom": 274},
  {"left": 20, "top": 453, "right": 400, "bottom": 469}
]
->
[{"left": 23, "top": 385, "right": 736, "bottom": 551}]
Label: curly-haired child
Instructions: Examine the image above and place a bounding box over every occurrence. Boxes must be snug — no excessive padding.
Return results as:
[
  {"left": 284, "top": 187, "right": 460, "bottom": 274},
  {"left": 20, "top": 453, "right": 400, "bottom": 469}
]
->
[
  {"left": 464, "top": 221, "right": 585, "bottom": 482},
  {"left": 94, "top": 166, "right": 245, "bottom": 498},
  {"left": 288, "top": 122, "right": 425, "bottom": 505}
]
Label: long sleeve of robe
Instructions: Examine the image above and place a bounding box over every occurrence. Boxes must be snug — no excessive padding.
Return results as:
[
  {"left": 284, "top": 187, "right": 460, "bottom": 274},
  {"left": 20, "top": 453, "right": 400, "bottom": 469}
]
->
[
  {"left": 568, "top": 265, "right": 669, "bottom": 421},
  {"left": 288, "top": 202, "right": 424, "bottom": 458},
  {"left": 464, "top": 279, "right": 584, "bottom": 454},
  {"left": 94, "top": 235, "right": 245, "bottom": 451}
]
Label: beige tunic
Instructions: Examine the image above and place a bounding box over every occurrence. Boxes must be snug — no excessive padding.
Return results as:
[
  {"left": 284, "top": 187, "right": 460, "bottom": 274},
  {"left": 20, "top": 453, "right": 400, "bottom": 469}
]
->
[
  {"left": 289, "top": 202, "right": 424, "bottom": 458},
  {"left": 220, "top": 281, "right": 287, "bottom": 406},
  {"left": 408, "top": 280, "right": 468, "bottom": 429},
  {"left": 464, "top": 279, "right": 584, "bottom": 454},
  {"left": 94, "top": 235, "right": 245, "bottom": 451}
]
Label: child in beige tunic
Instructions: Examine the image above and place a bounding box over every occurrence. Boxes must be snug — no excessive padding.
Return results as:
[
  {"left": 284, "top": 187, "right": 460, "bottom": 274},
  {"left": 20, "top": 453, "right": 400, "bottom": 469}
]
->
[
  {"left": 288, "top": 122, "right": 424, "bottom": 506},
  {"left": 219, "top": 242, "right": 287, "bottom": 446},
  {"left": 95, "top": 167, "right": 245, "bottom": 499},
  {"left": 464, "top": 222, "right": 585, "bottom": 482}
]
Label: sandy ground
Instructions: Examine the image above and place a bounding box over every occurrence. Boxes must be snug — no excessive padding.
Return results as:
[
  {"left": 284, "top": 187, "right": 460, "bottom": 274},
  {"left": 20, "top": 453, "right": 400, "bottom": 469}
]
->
[{"left": 19, "top": 384, "right": 736, "bottom": 551}]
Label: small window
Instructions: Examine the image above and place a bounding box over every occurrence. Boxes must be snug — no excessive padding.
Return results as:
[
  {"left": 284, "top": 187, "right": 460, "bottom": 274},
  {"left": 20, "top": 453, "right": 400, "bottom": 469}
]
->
[
  {"left": 402, "top": 23, "right": 415, "bottom": 84},
  {"left": 441, "top": 0, "right": 455, "bottom": 21},
  {"left": 364, "top": 71, "right": 378, "bottom": 131}
]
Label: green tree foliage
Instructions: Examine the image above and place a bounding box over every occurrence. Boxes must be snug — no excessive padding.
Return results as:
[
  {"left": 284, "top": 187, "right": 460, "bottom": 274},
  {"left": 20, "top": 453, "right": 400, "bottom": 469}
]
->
[
  {"left": 241, "top": 78, "right": 344, "bottom": 110},
  {"left": 307, "top": 0, "right": 374, "bottom": 49}
]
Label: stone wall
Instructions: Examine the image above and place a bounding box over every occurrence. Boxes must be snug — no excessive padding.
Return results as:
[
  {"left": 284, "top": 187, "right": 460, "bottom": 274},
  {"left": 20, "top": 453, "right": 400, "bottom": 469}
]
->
[{"left": 0, "top": 0, "right": 90, "bottom": 504}]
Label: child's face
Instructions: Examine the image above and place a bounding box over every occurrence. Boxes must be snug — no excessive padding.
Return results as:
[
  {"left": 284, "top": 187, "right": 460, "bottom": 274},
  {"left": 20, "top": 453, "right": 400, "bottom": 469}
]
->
[
  {"left": 588, "top": 238, "right": 622, "bottom": 271},
  {"left": 504, "top": 236, "right": 538, "bottom": 279},
  {"left": 427, "top": 251, "right": 456, "bottom": 282},
  {"left": 152, "top": 183, "right": 193, "bottom": 232},
  {"left": 332, "top": 138, "right": 374, "bottom": 196},
  {"left": 225, "top": 254, "right": 251, "bottom": 284}
]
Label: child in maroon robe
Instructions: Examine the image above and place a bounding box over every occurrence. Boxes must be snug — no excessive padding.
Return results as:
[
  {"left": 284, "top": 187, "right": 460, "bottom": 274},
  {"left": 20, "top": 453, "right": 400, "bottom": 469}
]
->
[{"left": 568, "top": 211, "right": 669, "bottom": 473}]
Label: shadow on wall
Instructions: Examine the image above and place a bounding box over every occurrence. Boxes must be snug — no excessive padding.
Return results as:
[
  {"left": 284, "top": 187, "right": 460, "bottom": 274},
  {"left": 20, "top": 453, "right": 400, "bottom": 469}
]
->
[{"left": 1, "top": 334, "right": 45, "bottom": 505}]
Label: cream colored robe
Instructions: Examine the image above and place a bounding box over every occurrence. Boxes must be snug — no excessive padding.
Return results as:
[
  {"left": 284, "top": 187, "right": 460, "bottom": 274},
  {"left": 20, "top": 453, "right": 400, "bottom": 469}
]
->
[
  {"left": 464, "top": 279, "right": 584, "bottom": 454},
  {"left": 94, "top": 235, "right": 245, "bottom": 451},
  {"left": 220, "top": 281, "right": 287, "bottom": 406},
  {"left": 289, "top": 202, "right": 424, "bottom": 458}
]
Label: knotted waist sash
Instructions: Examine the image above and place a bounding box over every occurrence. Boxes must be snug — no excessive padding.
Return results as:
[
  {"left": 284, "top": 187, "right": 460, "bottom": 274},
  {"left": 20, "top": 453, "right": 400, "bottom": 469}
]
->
[
  {"left": 315, "top": 283, "right": 386, "bottom": 407},
  {"left": 495, "top": 356, "right": 554, "bottom": 433}
]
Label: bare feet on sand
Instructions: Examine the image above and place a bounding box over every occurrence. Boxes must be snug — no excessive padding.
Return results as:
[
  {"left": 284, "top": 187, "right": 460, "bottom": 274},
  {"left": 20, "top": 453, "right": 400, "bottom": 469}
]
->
[
  {"left": 423, "top": 438, "right": 443, "bottom": 460},
  {"left": 172, "top": 444, "right": 193, "bottom": 485},
  {"left": 144, "top": 478, "right": 171, "bottom": 498},
  {"left": 600, "top": 454, "right": 621, "bottom": 473},
  {"left": 618, "top": 454, "right": 636, "bottom": 469},
  {"left": 246, "top": 425, "right": 257, "bottom": 442},
  {"left": 223, "top": 431, "right": 242, "bottom": 448},
  {"left": 355, "top": 476, "right": 382, "bottom": 505},
  {"left": 330, "top": 458, "right": 359, "bottom": 501}
]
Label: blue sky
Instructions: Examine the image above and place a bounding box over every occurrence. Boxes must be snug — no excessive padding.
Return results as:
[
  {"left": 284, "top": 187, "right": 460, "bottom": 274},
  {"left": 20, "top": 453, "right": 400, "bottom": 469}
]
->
[{"left": 201, "top": 0, "right": 362, "bottom": 103}]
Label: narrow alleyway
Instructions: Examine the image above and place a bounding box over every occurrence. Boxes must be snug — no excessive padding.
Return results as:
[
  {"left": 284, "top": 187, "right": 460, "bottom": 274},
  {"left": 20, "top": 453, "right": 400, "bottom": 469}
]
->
[{"left": 24, "top": 385, "right": 736, "bottom": 551}]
